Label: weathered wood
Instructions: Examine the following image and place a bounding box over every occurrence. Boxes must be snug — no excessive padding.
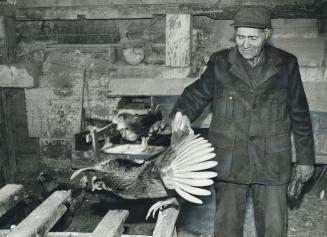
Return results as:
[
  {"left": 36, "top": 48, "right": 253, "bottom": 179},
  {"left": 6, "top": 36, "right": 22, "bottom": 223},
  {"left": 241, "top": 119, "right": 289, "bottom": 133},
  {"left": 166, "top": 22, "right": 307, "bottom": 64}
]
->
[
  {"left": 0, "top": 90, "right": 16, "bottom": 183},
  {"left": 153, "top": 206, "right": 180, "bottom": 237},
  {"left": 108, "top": 77, "right": 197, "bottom": 96},
  {"left": 0, "top": 230, "right": 150, "bottom": 237},
  {"left": 15, "top": 1, "right": 326, "bottom": 20},
  {"left": 0, "top": 184, "right": 25, "bottom": 218},
  {"left": 0, "top": 65, "right": 35, "bottom": 88},
  {"left": 166, "top": 14, "right": 192, "bottom": 67},
  {"left": 6, "top": 190, "right": 71, "bottom": 237},
  {"left": 16, "top": 0, "right": 314, "bottom": 8},
  {"left": 91, "top": 210, "right": 129, "bottom": 237},
  {"left": 0, "top": 2, "right": 16, "bottom": 17}
]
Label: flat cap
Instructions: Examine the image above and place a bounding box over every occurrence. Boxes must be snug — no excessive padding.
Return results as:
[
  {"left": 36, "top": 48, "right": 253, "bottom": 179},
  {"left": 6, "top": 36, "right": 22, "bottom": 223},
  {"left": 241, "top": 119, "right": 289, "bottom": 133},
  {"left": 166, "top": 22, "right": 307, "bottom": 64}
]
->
[{"left": 234, "top": 6, "right": 271, "bottom": 29}]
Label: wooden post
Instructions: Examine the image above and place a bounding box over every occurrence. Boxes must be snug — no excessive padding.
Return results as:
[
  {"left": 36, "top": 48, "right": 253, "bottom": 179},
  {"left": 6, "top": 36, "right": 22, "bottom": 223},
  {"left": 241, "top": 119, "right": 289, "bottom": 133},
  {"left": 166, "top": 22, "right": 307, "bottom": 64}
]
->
[
  {"left": 0, "top": 184, "right": 25, "bottom": 218},
  {"left": 165, "top": 14, "right": 192, "bottom": 67},
  {"left": 91, "top": 210, "right": 129, "bottom": 237},
  {"left": 153, "top": 206, "right": 180, "bottom": 237},
  {"left": 6, "top": 190, "right": 71, "bottom": 237}
]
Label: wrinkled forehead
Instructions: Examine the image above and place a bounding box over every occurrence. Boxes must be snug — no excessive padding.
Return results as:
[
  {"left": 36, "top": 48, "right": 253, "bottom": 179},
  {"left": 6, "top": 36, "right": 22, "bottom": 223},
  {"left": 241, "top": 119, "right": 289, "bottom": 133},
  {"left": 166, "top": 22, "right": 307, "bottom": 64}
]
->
[{"left": 235, "top": 27, "right": 264, "bottom": 37}]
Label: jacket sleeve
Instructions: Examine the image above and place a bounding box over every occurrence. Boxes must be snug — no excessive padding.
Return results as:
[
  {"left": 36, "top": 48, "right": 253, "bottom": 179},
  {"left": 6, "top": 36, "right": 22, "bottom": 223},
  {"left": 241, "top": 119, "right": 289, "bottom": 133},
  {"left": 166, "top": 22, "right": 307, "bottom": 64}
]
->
[
  {"left": 288, "top": 57, "right": 315, "bottom": 165},
  {"left": 170, "top": 59, "right": 215, "bottom": 122}
]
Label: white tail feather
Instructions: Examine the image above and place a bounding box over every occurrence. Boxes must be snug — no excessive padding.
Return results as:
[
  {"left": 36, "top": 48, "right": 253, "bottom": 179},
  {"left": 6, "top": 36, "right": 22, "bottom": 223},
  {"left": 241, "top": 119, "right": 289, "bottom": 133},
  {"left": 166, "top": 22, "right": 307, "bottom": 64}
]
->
[
  {"left": 174, "top": 177, "right": 214, "bottom": 187},
  {"left": 174, "top": 161, "right": 217, "bottom": 172},
  {"left": 174, "top": 171, "right": 217, "bottom": 179},
  {"left": 176, "top": 182, "right": 211, "bottom": 196},
  {"left": 175, "top": 186, "right": 203, "bottom": 204}
]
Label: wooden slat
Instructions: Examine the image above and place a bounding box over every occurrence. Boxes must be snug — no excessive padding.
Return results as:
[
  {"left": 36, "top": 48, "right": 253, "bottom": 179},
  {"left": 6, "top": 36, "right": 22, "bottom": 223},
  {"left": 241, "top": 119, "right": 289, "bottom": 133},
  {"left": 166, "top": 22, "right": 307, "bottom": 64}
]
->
[
  {"left": 6, "top": 191, "right": 71, "bottom": 237},
  {"left": 303, "top": 81, "right": 327, "bottom": 113},
  {"left": 91, "top": 210, "right": 129, "bottom": 237},
  {"left": 153, "top": 206, "right": 180, "bottom": 237},
  {"left": 0, "top": 2, "right": 16, "bottom": 17},
  {"left": 0, "top": 184, "right": 25, "bottom": 218},
  {"left": 166, "top": 14, "right": 192, "bottom": 67}
]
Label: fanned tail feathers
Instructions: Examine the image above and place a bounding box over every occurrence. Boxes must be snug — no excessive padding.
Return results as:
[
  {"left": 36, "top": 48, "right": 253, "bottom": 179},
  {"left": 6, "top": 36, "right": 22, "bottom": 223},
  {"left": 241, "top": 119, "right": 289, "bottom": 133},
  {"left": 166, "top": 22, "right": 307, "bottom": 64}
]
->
[{"left": 162, "top": 134, "right": 217, "bottom": 204}]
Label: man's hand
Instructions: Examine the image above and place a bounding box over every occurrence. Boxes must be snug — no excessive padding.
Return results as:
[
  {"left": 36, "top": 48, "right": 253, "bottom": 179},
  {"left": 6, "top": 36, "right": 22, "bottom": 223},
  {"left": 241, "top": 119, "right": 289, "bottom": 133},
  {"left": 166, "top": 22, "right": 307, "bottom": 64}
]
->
[
  {"left": 287, "top": 164, "right": 314, "bottom": 200},
  {"left": 171, "top": 112, "right": 193, "bottom": 134},
  {"left": 148, "top": 119, "right": 172, "bottom": 136}
]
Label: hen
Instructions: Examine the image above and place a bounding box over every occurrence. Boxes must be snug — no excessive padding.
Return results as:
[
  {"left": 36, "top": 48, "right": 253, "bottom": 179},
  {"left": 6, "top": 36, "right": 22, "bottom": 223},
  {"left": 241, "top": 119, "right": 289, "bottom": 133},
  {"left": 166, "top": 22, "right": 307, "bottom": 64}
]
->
[{"left": 71, "top": 112, "right": 217, "bottom": 218}]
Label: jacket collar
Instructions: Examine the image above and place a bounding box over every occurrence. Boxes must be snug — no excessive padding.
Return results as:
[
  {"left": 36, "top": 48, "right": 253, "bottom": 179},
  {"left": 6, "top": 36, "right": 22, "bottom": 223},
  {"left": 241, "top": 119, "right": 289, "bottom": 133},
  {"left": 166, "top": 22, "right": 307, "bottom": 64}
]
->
[{"left": 228, "top": 45, "right": 282, "bottom": 88}]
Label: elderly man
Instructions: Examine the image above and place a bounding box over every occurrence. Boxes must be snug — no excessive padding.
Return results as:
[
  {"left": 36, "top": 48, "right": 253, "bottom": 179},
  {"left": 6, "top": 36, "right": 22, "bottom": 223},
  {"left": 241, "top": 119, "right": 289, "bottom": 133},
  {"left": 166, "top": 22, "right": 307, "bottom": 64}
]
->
[{"left": 159, "top": 6, "right": 315, "bottom": 237}]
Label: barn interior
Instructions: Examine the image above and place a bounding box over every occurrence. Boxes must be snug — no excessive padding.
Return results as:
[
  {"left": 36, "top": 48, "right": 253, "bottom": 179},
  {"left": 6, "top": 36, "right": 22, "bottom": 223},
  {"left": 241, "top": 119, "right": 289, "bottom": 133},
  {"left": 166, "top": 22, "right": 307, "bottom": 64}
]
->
[{"left": 0, "top": 0, "right": 327, "bottom": 236}]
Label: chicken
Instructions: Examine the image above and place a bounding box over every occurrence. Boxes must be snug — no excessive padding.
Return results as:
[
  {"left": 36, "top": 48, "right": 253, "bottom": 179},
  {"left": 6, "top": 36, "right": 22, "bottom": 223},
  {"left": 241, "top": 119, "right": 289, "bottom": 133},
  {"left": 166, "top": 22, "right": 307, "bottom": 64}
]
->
[{"left": 71, "top": 112, "right": 217, "bottom": 218}]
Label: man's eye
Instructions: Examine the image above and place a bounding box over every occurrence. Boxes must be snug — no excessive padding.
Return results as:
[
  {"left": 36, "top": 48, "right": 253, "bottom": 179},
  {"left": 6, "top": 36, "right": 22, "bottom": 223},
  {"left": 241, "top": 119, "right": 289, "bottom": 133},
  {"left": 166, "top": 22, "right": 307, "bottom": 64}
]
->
[
  {"left": 237, "top": 36, "right": 244, "bottom": 39},
  {"left": 250, "top": 37, "right": 257, "bottom": 40}
]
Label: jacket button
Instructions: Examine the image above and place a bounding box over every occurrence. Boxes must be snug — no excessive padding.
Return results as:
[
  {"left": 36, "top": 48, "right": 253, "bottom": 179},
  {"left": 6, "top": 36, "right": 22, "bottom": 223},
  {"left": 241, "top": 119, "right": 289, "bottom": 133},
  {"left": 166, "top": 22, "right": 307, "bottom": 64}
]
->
[
  {"left": 249, "top": 89, "right": 254, "bottom": 94},
  {"left": 228, "top": 96, "right": 233, "bottom": 100},
  {"left": 249, "top": 136, "right": 256, "bottom": 141}
]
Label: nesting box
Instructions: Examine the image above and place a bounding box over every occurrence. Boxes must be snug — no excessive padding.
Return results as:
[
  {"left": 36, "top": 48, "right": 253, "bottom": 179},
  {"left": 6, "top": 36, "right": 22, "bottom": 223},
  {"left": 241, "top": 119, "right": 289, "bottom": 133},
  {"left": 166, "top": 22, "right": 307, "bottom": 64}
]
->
[{"left": 0, "top": 2, "right": 16, "bottom": 64}]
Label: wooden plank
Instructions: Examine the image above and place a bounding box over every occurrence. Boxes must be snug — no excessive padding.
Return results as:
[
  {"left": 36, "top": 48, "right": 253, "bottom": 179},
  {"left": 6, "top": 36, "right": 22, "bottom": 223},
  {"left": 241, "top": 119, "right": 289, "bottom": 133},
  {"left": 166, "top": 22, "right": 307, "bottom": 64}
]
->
[
  {"left": 0, "top": 230, "right": 150, "bottom": 237},
  {"left": 91, "top": 210, "right": 129, "bottom": 237},
  {"left": 15, "top": 1, "right": 325, "bottom": 20},
  {"left": 107, "top": 77, "right": 197, "bottom": 96},
  {"left": 166, "top": 14, "right": 192, "bottom": 67},
  {"left": 0, "top": 184, "right": 25, "bottom": 218},
  {"left": 153, "top": 206, "right": 180, "bottom": 237},
  {"left": 0, "top": 65, "right": 36, "bottom": 88},
  {"left": 6, "top": 190, "right": 71, "bottom": 237},
  {"left": 16, "top": 0, "right": 313, "bottom": 8}
]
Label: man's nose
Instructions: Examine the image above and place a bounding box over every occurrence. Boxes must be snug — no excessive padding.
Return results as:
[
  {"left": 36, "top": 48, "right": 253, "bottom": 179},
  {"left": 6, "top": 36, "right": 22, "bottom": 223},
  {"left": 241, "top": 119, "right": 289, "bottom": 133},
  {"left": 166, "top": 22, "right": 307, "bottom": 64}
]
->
[{"left": 243, "top": 38, "right": 249, "bottom": 49}]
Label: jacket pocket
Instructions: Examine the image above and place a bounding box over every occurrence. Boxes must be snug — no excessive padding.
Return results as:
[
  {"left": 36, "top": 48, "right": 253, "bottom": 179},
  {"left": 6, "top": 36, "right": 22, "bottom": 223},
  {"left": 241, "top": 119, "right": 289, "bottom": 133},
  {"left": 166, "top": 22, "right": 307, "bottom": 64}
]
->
[
  {"left": 209, "top": 130, "right": 235, "bottom": 178},
  {"left": 264, "top": 134, "right": 291, "bottom": 181},
  {"left": 214, "top": 93, "right": 245, "bottom": 120},
  {"left": 260, "top": 89, "right": 287, "bottom": 121}
]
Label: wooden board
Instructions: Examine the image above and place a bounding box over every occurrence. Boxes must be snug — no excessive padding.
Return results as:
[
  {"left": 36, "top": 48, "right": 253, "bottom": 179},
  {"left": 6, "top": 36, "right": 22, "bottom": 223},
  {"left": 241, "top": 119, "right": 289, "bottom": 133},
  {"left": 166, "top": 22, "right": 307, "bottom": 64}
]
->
[
  {"left": 107, "top": 77, "right": 197, "bottom": 96},
  {"left": 166, "top": 14, "right": 192, "bottom": 67},
  {"left": 91, "top": 210, "right": 129, "bottom": 237},
  {"left": 15, "top": 1, "right": 324, "bottom": 20},
  {"left": 0, "top": 184, "right": 25, "bottom": 218},
  {"left": 153, "top": 206, "right": 180, "bottom": 237},
  {"left": 6, "top": 191, "right": 71, "bottom": 237},
  {"left": 16, "top": 0, "right": 314, "bottom": 8},
  {"left": 0, "top": 230, "right": 150, "bottom": 237}
]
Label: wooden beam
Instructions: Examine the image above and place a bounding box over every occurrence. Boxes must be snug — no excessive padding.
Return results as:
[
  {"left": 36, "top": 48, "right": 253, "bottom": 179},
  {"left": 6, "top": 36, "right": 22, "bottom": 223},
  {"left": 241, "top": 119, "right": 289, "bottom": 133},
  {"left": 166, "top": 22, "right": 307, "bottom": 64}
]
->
[
  {"left": 166, "top": 14, "right": 192, "bottom": 67},
  {"left": 0, "top": 184, "right": 25, "bottom": 218},
  {"left": 91, "top": 210, "right": 129, "bottom": 237},
  {"left": 16, "top": 0, "right": 314, "bottom": 8},
  {"left": 153, "top": 206, "right": 180, "bottom": 237},
  {"left": 15, "top": 1, "right": 325, "bottom": 20},
  {"left": 6, "top": 191, "right": 71, "bottom": 237},
  {"left": 107, "top": 77, "right": 197, "bottom": 96}
]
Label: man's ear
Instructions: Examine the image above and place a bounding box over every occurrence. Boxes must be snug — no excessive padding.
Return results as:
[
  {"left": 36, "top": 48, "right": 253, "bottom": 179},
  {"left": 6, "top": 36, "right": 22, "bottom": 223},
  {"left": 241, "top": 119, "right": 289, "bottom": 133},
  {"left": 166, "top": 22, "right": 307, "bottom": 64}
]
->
[{"left": 264, "top": 28, "right": 272, "bottom": 40}]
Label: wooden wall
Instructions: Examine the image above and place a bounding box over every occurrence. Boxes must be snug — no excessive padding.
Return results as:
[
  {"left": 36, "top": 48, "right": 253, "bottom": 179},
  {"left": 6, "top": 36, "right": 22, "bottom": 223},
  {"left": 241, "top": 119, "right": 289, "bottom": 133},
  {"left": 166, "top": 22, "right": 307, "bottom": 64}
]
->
[{"left": 3, "top": 1, "right": 327, "bottom": 182}]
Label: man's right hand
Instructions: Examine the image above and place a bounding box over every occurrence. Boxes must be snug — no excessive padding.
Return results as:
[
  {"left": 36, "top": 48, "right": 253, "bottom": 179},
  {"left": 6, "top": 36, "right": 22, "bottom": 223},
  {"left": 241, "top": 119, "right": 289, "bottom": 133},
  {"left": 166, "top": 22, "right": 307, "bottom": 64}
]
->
[{"left": 149, "top": 119, "right": 172, "bottom": 136}]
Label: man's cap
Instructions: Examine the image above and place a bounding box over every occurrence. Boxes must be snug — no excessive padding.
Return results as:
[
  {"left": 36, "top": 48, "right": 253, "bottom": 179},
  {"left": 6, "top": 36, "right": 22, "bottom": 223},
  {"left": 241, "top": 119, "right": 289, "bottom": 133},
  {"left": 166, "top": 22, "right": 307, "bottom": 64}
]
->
[{"left": 234, "top": 6, "right": 272, "bottom": 29}]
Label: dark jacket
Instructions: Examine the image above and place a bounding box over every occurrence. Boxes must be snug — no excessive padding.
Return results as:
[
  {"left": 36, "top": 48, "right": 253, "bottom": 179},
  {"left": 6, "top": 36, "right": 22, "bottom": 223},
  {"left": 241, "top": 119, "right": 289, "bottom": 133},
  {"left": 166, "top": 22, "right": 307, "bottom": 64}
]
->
[{"left": 171, "top": 45, "right": 314, "bottom": 185}]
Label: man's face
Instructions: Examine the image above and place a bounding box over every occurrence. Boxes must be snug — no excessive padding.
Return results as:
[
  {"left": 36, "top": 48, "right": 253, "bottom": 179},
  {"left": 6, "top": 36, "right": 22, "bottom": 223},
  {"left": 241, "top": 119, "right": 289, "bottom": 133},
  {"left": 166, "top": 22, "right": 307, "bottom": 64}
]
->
[{"left": 235, "top": 27, "right": 268, "bottom": 60}]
